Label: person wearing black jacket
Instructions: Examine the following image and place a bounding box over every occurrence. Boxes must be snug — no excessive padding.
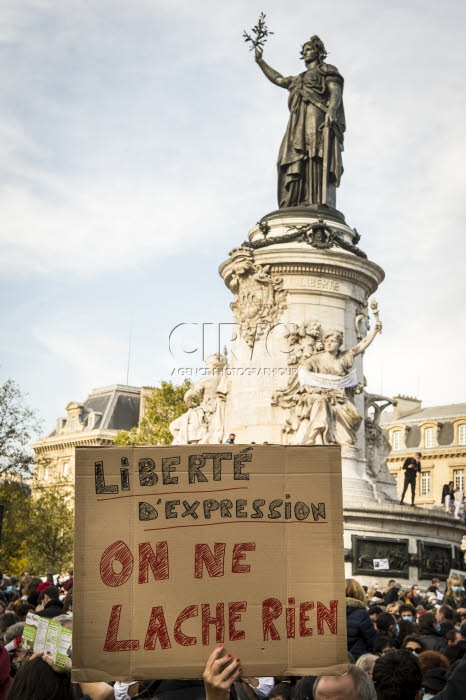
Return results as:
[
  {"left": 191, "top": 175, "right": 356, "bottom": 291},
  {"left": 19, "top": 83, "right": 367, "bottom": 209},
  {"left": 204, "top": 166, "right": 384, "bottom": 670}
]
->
[
  {"left": 400, "top": 452, "right": 422, "bottom": 505},
  {"left": 37, "top": 586, "right": 64, "bottom": 619}
]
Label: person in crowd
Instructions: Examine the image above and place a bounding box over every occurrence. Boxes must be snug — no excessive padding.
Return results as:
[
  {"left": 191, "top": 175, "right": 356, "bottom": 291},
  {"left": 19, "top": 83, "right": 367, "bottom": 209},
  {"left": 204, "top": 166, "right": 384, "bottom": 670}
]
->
[
  {"left": 3, "top": 582, "right": 17, "bottom": 605},
  {"left": 294, "top": 676, "right": 317, "bottom": 700},
  {"left": 5, "top": 655, "right": 74, "bottom": 700},
  {"left": 435, "top": 605, "right": 456, "bottom": 636},
  {"left": 383, "top": 580, "right": 399, "bottom": 606},
  {"left": 62, "top": 570, "right": 73, "bottom": 593},
  {"left": 442, "top": 574, "right": 466, "bottom": 612},
  {"left": 398, "top": 603, "right": 416, "bottom": 622},
  {"left": 23, "top": 577, "right": 42, "bottom": 608},
  {"left": 36, "top": 574, "right": 54, "bottom": 594},
  {"left": 0, "top": 614, "right": 19, "bottom": 643},
  {"left": 36, "top": 586, "right": 64, "bottom": 618},
  {"left": 373, "top": 636, "right": 397, "bottom": 656},
  {"left": 368, "top": 605, "right": 385, "bottom": 629},
  {"left": 268, "top": 682, "right": 294, "bottom": 699},
  {"left": 237, "top": 676, "right": 274, "bottom": 697},
  {"left": 441, "top": 481, "right": 460, "bottom": 518},
  {"left": 397, "top": 619, "right": 419, "bottom": 645},
  {"left": 3, "top": 622, "right": 24, "bottom": 648},
  {"left": 374, "top": 612, "right": 398, "bottom": 642},
  {"left": 430, "top": 652, "right": 466, "bottom": 698},
  {"left": 386, "top": 582, "right": 403, "bottom": 606},
  {"left": 420, "top": 668, "right": 447, "bottom": 699},
  {"left": 355, "top": 653, "right": 378, "bottom": 679},
  {"left": 406, "top": 585, "right": 423, "bottom": 608},
  {"left": 313, "top": 666, "right": 375, "bottom": 700},
  {"left": 427, "top": 577, "right": 443, "bottom": 598},
  {"left": 418, "top": 613, "right": 447, "bottom": 653},
  {"left": 444, "top": 628, "right": 461, "bottom": 646},
  {"left": 345, "top": 578, "right": 376, "bottom": 660},
  {"left": 400, "top": 452, "right": 422, "bottom": 506},
  {"left": 10, "top": 603, "right": 33, "bottom": 621},
  {"left": 62, "top": 590, "right": 72, "bottom": 613},
  {"left": 0, "top": 645, "right": 12, "bottom": 700},
  {"left": 366, "top": 584, "right": 383, "bottom": 602},
  {"left": 443, "top": 619, "right": 466, "bottom": 663},
  {"left": 372, "top": 649, "right": 423, "bottom": 699},
  {"left": 417, "top": 650, "right": 449, "bottom": 679},
  {"left": 401, "top": 635, "right": 427, "bottom": 655}
]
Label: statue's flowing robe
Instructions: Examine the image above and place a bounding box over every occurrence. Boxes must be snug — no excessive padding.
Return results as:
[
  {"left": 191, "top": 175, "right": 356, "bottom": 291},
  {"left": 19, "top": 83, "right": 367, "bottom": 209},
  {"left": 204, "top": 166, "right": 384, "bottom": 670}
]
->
[
  {"left": 297, "top": 350, "right": 361, "bottom": 446},
  {"left": 278, "top": 63, "right": 345, "bottom": 207}
]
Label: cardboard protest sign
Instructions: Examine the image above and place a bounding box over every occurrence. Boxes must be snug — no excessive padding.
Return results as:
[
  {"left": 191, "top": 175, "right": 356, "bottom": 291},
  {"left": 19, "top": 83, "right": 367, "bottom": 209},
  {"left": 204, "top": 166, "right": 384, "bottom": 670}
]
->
[{"left": 72, "top": 445, "right": 347, "bottom": 682}]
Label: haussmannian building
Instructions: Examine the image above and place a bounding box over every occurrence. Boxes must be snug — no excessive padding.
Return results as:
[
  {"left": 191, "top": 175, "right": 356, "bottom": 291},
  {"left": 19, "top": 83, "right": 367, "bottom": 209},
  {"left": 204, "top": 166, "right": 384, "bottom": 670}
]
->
[
  {"left": 31, "top": 384, "right": 142, "bottom": 492},
  {"left": 381, "top": 395, "right": 466, "bottom": 509}
]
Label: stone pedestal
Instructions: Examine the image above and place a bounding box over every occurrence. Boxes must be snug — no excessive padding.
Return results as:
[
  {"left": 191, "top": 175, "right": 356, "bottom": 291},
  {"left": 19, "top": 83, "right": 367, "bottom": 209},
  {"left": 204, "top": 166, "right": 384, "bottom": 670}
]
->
[
  {"left": 171, "top": 204, "right": 463, "bottom": 582},
  {"left": 219, "top": 206, "right": 394, "bottom": 503},
  {"left": 344, "top": 503, "right": 465, "bottom": 586}
]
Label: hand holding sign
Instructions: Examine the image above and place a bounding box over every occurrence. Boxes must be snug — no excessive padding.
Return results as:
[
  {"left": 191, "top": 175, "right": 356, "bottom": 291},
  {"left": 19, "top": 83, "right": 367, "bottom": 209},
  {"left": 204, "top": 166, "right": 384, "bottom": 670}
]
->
[{"left": 203, "top": 646, "right": 241, "bottom": 700}]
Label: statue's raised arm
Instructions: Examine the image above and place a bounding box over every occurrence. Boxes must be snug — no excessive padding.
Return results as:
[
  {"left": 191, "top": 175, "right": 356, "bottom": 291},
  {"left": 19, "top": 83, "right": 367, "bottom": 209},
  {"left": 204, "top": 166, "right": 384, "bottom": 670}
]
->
[{"left": 254, "top": 47, "right": 291, "bottom": 89}]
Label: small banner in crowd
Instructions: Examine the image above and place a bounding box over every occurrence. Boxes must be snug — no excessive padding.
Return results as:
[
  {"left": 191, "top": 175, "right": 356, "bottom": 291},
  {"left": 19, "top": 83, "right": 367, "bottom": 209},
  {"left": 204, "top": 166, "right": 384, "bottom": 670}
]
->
[{"left": 72, "top": 445, "right": 347, "bottom": 682}]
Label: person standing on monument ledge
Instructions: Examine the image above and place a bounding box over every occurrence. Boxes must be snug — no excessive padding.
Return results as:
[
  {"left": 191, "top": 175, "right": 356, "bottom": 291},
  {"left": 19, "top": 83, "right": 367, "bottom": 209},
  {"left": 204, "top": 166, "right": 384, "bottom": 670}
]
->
[
  {"left": 254, "top": 34, "right": 345, "bottom": 208},
  {"left": 400, "top": 451, "right": 422, "bottom": 506}
]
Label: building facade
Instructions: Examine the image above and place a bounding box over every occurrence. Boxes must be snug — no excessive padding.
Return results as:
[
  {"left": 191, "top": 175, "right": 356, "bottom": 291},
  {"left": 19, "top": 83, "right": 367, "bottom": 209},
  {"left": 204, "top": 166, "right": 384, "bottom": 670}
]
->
[
  {"left": 32, "top": 384, "right": 141, "bottom": 491},
  {"left": 382, "top": 396, "right": 466, "bottom": 509}
]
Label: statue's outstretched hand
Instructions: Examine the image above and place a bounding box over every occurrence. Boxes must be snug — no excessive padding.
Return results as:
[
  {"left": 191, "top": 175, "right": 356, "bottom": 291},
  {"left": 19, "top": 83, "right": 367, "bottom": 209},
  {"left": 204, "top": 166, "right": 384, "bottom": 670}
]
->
[{"left": 254, "top": 47, "right": 263, "bottom": 61}]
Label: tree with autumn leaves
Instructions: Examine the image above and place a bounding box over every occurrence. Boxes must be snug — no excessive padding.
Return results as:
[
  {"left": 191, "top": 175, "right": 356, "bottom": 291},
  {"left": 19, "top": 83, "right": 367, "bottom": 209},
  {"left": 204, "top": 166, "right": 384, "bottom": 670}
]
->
[
  {"left": 115, "top": 379, "right": 191, "bottom": 446},
  {"left": 0, "top": 379, "right": 73, "bottom": 574}
]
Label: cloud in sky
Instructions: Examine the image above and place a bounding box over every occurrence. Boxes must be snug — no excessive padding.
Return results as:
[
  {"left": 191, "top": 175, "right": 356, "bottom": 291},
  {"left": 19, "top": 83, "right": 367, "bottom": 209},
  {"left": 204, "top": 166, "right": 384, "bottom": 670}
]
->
[{"left": 0, "top": 0, "right": 465, "bottom": 429}]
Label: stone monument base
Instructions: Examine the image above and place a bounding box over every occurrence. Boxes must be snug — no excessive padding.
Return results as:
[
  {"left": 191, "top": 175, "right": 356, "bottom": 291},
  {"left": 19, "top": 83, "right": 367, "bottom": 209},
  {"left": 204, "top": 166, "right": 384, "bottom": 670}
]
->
[{"left": 344, "top": 503, "right": 465, "bottom": 586}]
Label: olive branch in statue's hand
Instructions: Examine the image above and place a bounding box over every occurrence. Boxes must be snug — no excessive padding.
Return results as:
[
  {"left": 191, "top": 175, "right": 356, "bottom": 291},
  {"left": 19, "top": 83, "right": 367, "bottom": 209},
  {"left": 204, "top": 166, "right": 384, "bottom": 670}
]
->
[{"left": 243, "top": 12, "right": 273, "bottom": 54}]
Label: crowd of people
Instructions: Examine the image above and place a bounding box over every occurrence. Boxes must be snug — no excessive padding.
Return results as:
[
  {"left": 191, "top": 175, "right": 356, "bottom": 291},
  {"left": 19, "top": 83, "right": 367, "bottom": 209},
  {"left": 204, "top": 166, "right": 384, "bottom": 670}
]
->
[{"left": 0, "top": 570, "right": 466, "bottom": 698}]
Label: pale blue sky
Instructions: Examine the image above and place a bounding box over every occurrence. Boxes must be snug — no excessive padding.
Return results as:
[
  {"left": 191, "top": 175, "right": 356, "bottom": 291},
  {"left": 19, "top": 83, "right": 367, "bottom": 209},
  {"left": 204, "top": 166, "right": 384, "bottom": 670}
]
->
[{"left": 1, "top": 0, "right": 465, "bottom": 433}]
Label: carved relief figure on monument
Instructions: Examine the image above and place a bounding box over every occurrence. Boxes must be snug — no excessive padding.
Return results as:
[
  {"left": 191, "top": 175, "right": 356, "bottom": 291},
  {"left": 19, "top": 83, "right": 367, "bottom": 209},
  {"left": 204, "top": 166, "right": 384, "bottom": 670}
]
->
[
  {"left": 253, "top": 34, "right": 345, "bottom": 208},
  {"left": 169, "top": 353, "right": 228, "bottom": 445},
  {"left": 273, "top": 303, "right": 382, "bottom": 446},
  {"left": 226, "top": 247, "right": 287, "bottom": 347},
  {"left": 364, "top": 392, "right": 397, "bottom": 479}
]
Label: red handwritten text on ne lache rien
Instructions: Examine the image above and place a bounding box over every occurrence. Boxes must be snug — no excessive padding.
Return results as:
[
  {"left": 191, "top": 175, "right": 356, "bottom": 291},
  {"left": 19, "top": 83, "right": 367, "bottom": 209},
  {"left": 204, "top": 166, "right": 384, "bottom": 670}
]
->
[{"left": 99, "top": 538, "right": 338, "bottom": 651}]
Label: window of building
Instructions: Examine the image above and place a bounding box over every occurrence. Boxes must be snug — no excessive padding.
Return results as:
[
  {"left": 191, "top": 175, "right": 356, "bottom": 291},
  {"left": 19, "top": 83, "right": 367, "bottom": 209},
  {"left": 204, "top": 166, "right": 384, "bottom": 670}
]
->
[
  {"left": 459, "top": 424, "right": 466, "bottom": 445},
  {"left": 453, "top": 469, "right": 464, "bottom": 493},
  {"left": 63, "top": 462, "right": 70, "bottom": 478},
  {"left": 425, "top": 427, "right": 434, "bottom": 448},
  {"left": 43, "top": 465, "right": 49, "bottom": 481},
  {"left": 420, "top": 471, "right": 431, "bottom": 496},
  {"left": 69, "top": 416, "right": 77, "bottom": 432},
  {"left": 392, "top": 430, "right": 402, "bottom": 450}
]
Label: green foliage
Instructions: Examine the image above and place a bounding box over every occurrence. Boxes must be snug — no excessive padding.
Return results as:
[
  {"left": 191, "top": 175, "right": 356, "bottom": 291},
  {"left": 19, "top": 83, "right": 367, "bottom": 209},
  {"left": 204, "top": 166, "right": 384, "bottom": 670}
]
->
[
  {"left": 243, "top": 12, "right": 274, "bottom": 51},
  {"left": 0, "top": 379, "right": 42, "bottom": 476},
  {"left": 0, "top": 480, "right": 31, "bottom": 574},
  {"left": 115, "top": 379, "right": 192, "bottom": 446},
  {"left": 27, "top": 482, "right": 74, "bottom": 575}
]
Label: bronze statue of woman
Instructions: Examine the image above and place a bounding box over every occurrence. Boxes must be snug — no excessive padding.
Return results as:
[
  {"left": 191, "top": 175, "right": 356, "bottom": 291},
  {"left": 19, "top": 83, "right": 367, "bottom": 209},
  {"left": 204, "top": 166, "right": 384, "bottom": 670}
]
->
[{"left": 255, "top": 35, "right": 345, "bottom": 209}]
